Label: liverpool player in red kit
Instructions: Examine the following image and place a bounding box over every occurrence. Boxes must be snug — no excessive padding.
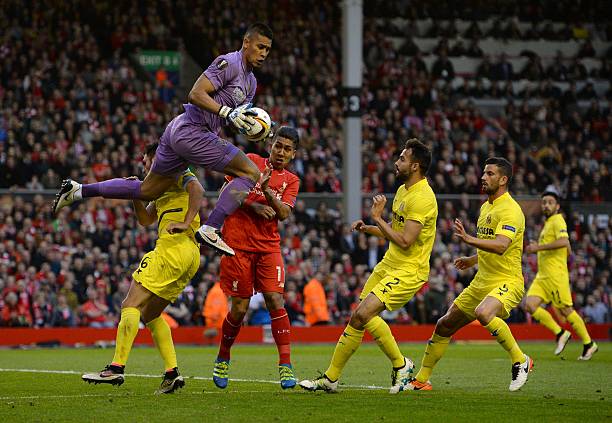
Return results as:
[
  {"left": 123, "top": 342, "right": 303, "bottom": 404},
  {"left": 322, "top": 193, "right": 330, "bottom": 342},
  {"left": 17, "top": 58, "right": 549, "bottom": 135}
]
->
[{"left": 212, "top": 126, "right": 300, "bottom": 390}]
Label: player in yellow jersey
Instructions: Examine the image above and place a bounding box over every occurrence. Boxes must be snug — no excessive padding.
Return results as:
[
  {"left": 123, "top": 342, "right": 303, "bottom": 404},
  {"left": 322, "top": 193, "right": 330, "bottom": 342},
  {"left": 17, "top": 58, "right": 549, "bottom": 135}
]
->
[
  {"left": 299, "top": 139, "right": 438, "bottom": 394},
  {"left": 82, "top": 142, "right": 203, "bottom": 393},
  {"left": 524, "top": 190, "right": 598, "bottom": 360},
  {"left": 407, "top": 157, "right": 533, "bottom": 392}
]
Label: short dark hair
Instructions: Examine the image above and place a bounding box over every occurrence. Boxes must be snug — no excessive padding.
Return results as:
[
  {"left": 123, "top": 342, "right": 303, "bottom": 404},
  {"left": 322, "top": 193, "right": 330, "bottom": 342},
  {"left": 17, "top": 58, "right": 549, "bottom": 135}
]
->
[
  {"left": 485, "top": 156, "right": 513, "bottom": 184},
  {"left": 245, "top": 23, "right": 273, "bottom": 41},
  {"left": 274, "top": 126, "right": 299, "bottom": 149},
  {"left": 144, "top": 142, "right": 158, "bottom": 157},
  {"left": 542, "top": 191, "right": 560, "bottom": 203},
  {"left": 405, "top": 138, "right": 432, "bottom": 174}
]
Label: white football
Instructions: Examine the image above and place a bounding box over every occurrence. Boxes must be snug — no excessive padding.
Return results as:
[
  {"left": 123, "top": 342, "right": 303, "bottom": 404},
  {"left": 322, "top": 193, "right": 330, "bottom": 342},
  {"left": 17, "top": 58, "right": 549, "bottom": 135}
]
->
[{"left": 246, "top": 107, "right": 272, "bottom": 142}]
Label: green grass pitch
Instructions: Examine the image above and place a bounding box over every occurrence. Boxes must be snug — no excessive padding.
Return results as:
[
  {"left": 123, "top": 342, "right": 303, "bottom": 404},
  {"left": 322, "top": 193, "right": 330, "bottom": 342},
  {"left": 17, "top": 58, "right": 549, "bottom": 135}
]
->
[{"left": 1, "top": 342, "right": 610, "bottom": 422}]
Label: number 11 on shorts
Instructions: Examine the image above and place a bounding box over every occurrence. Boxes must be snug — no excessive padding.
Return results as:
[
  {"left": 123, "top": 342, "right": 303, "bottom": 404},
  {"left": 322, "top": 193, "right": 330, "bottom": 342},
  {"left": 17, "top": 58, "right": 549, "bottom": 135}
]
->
[{"left": 276, "top": 266, "right": 284, "bottom": 288}]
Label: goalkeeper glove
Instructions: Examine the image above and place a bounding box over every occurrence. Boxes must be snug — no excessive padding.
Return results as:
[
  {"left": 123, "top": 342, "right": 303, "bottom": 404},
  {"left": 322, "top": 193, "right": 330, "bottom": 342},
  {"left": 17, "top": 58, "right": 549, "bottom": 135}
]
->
[{"left": 218, "top": 103, "right": 256, "bottom": 133}]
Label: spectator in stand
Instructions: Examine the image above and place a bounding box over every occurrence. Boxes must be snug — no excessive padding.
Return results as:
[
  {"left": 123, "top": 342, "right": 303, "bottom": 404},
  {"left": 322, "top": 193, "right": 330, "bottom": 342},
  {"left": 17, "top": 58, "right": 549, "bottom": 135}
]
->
[{"left": 303, "top": 273, "right": 330, "bottom": 326}]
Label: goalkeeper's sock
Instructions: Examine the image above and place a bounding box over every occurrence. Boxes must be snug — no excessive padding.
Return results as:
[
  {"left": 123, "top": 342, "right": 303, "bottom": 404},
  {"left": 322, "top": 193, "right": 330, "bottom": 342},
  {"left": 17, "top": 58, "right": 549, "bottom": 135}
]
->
[
  {"left": 82, "top": 178, "right": 142, "bottom": 199},
  {"left": 325, "top": 324, "right": 365, "bottom": 381},
  {"left": 485, "top": 317, "right": 524, "bottom": 363},
  {"left": 364, "top": 316, "right": 404, "bottom": 368},
  {"left": 111, "top": 307, "right": 141, "bottom": 366},
  {"left": 206, "top": 176, "right": 256, "bottom": 229},
  {"left": 147, "top": 316, "right": 177, "bottom": 371},
  {"left": 218, "top": 314, "right": 243, "bottom": 361},
  {"left": 270, "top": 308, "right": 291, "bottom": 365},
  {"left": 566, "top": 310, "right": 592, "bottom": 345},
  {"left": 416, "top": 333, "right": 450, "bottom": 383},
  {"left": 531, "top": 307, "right": 562, "bottom": 335}
]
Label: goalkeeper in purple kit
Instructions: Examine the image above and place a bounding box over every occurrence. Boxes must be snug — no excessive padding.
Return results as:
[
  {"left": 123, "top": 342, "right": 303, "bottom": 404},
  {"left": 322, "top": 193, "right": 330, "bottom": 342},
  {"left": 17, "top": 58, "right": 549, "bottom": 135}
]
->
[{"left": 53, "top": 23, "right": 273, "bottom": 256}]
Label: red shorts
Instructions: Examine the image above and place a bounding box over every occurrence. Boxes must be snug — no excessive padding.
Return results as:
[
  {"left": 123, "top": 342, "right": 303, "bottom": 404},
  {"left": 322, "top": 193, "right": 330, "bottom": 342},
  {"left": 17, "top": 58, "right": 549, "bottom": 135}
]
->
[{"left": 219, "top": 250, "right": 285, "bottom": 298}]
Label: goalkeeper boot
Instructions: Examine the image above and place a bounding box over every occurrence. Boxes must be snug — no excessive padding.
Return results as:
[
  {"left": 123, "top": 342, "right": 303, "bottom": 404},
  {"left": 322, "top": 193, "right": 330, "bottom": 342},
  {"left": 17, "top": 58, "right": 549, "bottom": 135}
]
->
[
  {"left": 389, "top": 357, "right": 415, "bottom": 394},
  {"left": 298, "top": 373, "right": 338, "bottom": 393},
  {"left": 554, "top": 330, "right": 571, "bottom": 355},
  {"left": 213, "top": 359, "right": 230, "bottom": 389},
  {"left": 53, "top": 179, "right": 81, "bottom": 215},
  {"left": 278, "top": 364, "right": 297, "bottom": 390},
  {"left": 509, "top": 354, "right": 534, "bottom": 392},
  {"left": 155, "top": 367, "right": 185, "bottom": 394},
  {"left": 196, "top": 225, "right": 235, "bottom": 256},
  {"left": 578, "top": 342, "right": 598, "bottom": 361},
  {"left": 82, "top": 364, "right": 124, "bottom": 386}
]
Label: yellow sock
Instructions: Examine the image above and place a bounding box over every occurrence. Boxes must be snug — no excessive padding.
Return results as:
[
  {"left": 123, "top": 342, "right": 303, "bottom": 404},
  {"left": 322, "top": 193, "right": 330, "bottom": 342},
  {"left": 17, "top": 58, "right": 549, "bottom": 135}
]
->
[
  {"left": 147, "top": 316, "right": 178, "bottom": 370},
  {"left": 111, "top": 307, "right": 140, "bottom": 366},
  {"left": 415, "top": 333, "right": 450, "bottom": 383},
  {"left": 364, "top": 316, "right": 404, "bottom": 368},
  {"left": 532, "top": 307, "right": 562, "bottom": 335},
  {"left": 566, "top": 311, "right": 592, "bottom": 345},
  {"left": 485, "top": 317, "right": 524, "bottom": 363},
  {"left": 325, "top": 324, "right": 365, "bottom": 381}
]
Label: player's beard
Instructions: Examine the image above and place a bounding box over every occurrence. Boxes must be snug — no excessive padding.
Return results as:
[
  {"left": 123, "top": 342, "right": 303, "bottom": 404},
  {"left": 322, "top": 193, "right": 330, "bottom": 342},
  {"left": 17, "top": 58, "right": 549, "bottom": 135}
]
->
[
  {"left": 483, "top": 181, "right": 498, "bottom": 196},
  {"left": 396, "top": 169, "right": 410, "bottom": 183}
]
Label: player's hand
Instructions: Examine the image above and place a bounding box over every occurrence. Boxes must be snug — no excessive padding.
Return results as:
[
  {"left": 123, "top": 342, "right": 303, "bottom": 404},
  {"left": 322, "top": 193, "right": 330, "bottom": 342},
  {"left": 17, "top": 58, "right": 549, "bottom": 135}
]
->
[
  {"left": 351, "top": 219, "right": 366, "bottom": 232},
  {"left": 219, "top": 103, "right": 256, "bottom": 133},
  {"left": 370, "top": 195, "right": 387, "bottom": 220},
  {"left": 453, "top": 218, "right": 470, "bottom": 243},
  {"left": 260, "top": 165, "right": 272, "bottom": 192},
  {"left": 525, "top": 241, "right": 539, "bottom": 254},
  {"left": 454, "top": 256, "right": 475, "bottom": 270},
  {"left": 251, "top": 202, "right": 276, "bottom": 220},
  {"left": 166, "top": 222, "right": 190, "bottom": 234}
]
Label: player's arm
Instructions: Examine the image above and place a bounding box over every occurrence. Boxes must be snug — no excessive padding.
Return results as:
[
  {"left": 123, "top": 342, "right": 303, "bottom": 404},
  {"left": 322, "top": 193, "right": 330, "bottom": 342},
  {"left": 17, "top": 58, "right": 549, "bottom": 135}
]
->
[
  {"left": 454, "top": 254, "right": 478, "bottom": 270},
  {"left": 527, "top": 237, "right": 571, "bottom": 253},
  {"left": 351, "top": 220, "right": 385, "bottom": 238},
  {"left": 261, "top": 167, "right": 297, "bottom": 221},
  {"left": 166, "top": 177, "right": 205, "bottom": 234},
  {"left": 188, "top": 58, "right": 254, "bottom": 131},
  {"left": 132, "top": 200, "right": 157, "bottom": 227},
  {"left": 453, "top": 218, "right": 511, "bottom": 255},
  {"left": 188, "top": 74, "right": 224, "bottom": 115},
  {"left": 370, "top": 195, "right": 423, "bottom": 249},
  {"left": 263, "top": 189, "right": 291, "bottom": 220}
]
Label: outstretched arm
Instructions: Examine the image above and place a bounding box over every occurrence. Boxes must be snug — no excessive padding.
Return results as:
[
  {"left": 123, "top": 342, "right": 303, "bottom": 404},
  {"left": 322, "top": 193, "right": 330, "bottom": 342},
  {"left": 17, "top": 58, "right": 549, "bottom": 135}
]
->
[
  {"left": 454, "top": 219, "right": 511, "bottom": 255},
  {"left": 370, "top": 195, "right": 423, "bottom": 249}
]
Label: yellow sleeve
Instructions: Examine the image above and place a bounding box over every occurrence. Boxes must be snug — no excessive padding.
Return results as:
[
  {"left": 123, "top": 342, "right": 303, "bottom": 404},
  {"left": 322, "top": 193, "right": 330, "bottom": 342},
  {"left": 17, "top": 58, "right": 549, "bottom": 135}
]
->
[
  {"left": 494, "top": 206, "right": 522, "bottom": 240},
  {"left": 555, "top": 216, "right": 569, "bottom": 239},
  {"left": 177, "top": 170, "right": 197, "bottom": 191},
  {"left": 405, "top": 191, "right": 434, "bottom": 225}
]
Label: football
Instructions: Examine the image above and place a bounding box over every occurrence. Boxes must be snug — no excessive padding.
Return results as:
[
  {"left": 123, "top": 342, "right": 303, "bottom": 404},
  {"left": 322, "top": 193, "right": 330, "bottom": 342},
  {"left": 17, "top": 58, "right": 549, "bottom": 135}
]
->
[{"left": 246, "top": 107, "right": 272, "bottom": 142}]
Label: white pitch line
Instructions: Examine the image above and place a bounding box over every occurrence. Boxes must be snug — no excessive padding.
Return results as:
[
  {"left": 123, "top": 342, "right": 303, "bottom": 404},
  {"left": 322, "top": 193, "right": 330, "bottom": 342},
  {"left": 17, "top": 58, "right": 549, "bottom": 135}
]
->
[{"left": 0, "top": 368, "right": 387, "bottom": 391}]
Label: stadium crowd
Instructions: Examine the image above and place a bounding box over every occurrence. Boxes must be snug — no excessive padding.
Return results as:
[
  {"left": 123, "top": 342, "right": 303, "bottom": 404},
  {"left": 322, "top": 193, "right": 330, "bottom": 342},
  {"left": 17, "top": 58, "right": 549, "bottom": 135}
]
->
[{"left": 0, "top": 1, "right": 610, "bottom": 327}]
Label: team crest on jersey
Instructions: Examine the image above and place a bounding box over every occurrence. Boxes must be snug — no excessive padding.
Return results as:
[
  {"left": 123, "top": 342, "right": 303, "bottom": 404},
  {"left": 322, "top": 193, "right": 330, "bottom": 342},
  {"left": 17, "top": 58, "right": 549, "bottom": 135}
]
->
[
  {"left": 232, "top": 87, "right": 246, "bottom": 104},
  {"left": 232, "top": 280, "right": 239, "bottom": 291},
  {"left": 486, "top": 214, "right": 491, "bottom": 224}
]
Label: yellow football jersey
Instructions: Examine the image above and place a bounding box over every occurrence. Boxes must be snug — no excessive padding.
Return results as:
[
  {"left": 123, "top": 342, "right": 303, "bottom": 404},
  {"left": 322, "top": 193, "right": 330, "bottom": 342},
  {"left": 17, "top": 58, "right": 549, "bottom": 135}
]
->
[
  {"left": 382, "top": 178, "right": 438, "bottom": 280},
  {"left": 154, "top": 170, "right": 201, "bottom": 240},
  {"left": 475, "top": 192, "right": 525, "bottom": 282},
  {"left": 537, "top": 213, "right": 569, "bottom": 278}
]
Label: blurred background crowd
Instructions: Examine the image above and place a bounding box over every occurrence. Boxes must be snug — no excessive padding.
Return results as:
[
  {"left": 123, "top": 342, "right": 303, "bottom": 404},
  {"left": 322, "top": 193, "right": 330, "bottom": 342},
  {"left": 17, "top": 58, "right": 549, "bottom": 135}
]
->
[{"left": 0, "top": 0, "right": 609, "bottom": 328}]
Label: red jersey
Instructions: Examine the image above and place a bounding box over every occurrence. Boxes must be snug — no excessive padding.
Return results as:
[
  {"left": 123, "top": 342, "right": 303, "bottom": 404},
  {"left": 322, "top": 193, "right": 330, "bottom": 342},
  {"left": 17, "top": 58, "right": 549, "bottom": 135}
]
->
[{"left": 223, "top": 154, "right": 300, "bottom": 252}]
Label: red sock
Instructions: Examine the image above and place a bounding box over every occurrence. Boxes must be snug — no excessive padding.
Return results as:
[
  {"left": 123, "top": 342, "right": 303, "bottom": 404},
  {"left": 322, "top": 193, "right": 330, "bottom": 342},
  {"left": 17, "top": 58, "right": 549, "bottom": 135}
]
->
[
  {"left": 217, "top": 314, "right": 242, "bottom": 361},
  {"left": 270, "top": 308, "right": 291, "bottom": 365}
]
